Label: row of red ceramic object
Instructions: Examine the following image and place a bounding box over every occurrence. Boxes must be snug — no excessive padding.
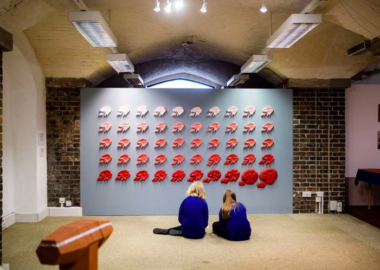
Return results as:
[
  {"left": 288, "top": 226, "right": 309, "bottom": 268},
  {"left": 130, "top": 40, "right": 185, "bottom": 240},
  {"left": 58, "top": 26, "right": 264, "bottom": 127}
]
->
[
  {"left": 100, "top": 138, "right": 274, "bottom": 149},
  {"left": 99, "top": 153, "right": 275, "bottom": 165},
  {"left": 97, "top": 168, "right": 277, "bottom": 188},
  {"left": 99, "top": 122, "right": 274, "bottom": 133}
]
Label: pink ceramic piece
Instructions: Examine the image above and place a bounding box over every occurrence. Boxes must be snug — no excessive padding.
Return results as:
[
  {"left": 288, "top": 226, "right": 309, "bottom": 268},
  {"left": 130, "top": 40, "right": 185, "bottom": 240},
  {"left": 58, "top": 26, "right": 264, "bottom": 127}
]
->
[
  {"left": 154, "top": 106, "right": 166, "bottom": 117},
  {"left": 261, "top": 106, "right": 274, "bottom": 117},
  {"left": 208, "top": 138, "right": 220, "bottom": 149},
  {"left": 99, "top": 154, "right": 112, "bottom": 164},
  {"left": 172, "top": 122, "right": 185, "bottom": 133},
  {"left": 155, "top": 138, "right": 167, "bottom": 149},
  {"left": 118, "top": 122, "right": 130, "bottom": 133},
  {"left": 225, "top": 106, "right": 238, "bottom": 117},
  {"left": 136, "top": 106, "right": 149, "bottom": 117},
  {"left": 136, "top": 139, "right": 149, "bottom": 149},
  {"left": 172, "top": 106, "right": 185, "bottom": 117},
  {"left": 136, "top": 154, "right": 149, "bottom": 165},
  {"left": 155, "top": 122, "right": 167, "bottom": 133},
  {"left": 99, "top": 138, "right": 112, "bottom": 148},
  {"left": 261, "top": 138, "right": 274, "bottom": 148},
  {"left": 191, "top": 122, "right": 203, "bottom": 133},
  {"left": 172, "top": 138, "right": 185, "bottom": 148},
  {"left": 244, "top": 138, "right": 256, "bottom": 149},
  {"left": 207, "top": 107, "right": 220, "bottom": 117},
  {"left": 243, "top": 123, "right": 256, "bottom": 133},
  {"left": 117, "top": 154, "right": 130, "bottom": 165},
  {"left": 117, "top": 138, "right": 130, "bottom": 149},
  {"left": 226, "top": 122, "right": 238, "bottom": 133},
  {"left": 190, "top": 107, "right": 202, "bottom": 117},
  {"left": 207, "top": 154, "right": 221, "bottom": 166},
  {"left": 99, "top": 122, "right": 112, "bottom": 133},
  {"left": 207, "top": 122, "right": 220, "bottom": 133},
  {"left": 137, "top": 122, "right": 149, "bottom": 133},
  {"left": 191, "top": 138, "right": 203, "bottom": 148},
  {"left": 190, "top": 154, "right": 203, "bottom": 165},
  {"left": 172, "top": 154, "right": 185, "bottom": 165},
  {"left": 99, "top": 106, "right": 112, "bottom": 117},
  {"left": 261, "top": 123, "right": 274, "bottom": 133},
  {"left": 226, "top": 138, "right": 238, "bottom": 148},
  {"left": 154, "top": 155, "right": 167, "bottom": 165},
  {"left": 243, "top": 106, "right": 256, "bottom": 117}
]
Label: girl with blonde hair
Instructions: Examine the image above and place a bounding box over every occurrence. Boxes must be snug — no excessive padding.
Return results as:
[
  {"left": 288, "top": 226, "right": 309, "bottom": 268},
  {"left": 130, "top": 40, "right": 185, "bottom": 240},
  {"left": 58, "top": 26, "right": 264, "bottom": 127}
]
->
[
  {"left": 154, "top": 182, "right": 209, "bottom": 239},
  {"left": 212, "top": 189, "right": 251, "bottom": 241}
]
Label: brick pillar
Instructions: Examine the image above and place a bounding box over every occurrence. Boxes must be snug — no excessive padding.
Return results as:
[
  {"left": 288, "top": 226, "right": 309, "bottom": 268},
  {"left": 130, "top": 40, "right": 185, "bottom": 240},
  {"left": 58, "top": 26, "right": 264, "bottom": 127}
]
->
[{"left": 0, "top": 26, "right": 13, "bottom": 267}]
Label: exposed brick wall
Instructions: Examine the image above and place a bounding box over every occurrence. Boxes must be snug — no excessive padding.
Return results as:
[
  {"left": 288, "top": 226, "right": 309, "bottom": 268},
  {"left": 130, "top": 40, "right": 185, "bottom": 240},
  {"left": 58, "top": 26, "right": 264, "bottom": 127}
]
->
[
  {"left": 46, "top": 88, "right": 80, "bottom": 207},
  {"left": 293, "top": 89, "right": 345, "bottom": 213},
  {"left": 0, "top": 50, "right": 3, "bottom": 266}
]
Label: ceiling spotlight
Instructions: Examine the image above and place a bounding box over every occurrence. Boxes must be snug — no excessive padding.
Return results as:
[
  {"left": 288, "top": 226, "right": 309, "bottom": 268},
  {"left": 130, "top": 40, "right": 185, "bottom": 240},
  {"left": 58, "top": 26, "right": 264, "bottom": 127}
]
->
[
  {"left": 165, "top": 0, "right": 172, "bottom": 12},
  {"left": 260, "top": 1, "right": 267, "bottom": 13},
  {"left": 200, "top": 0, "right": 207, "bottom": 13},
  {"left": 154, "top": 0, "right": 160, "bottom": 12},
  {"left": 175, "top": 0, "right": 184, "bottom": 9}
]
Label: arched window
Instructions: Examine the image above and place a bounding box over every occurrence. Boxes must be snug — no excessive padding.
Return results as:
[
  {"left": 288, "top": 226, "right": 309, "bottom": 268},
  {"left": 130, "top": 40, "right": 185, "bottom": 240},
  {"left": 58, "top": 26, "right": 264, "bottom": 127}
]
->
[{"left": 148, "top": 79, "right": 213, "bottom": 89}]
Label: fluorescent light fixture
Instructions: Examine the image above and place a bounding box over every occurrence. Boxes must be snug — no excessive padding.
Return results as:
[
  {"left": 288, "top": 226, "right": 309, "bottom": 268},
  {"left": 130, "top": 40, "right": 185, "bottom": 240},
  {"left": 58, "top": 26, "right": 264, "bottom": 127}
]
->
[
  {"left": 200, "top": 0, "right": 207, "bottom": 13},
  {"left": 68, "top": 11, "right": 117, "bottom": 47},
  {"left": 106, "top": 54, "right": 134, "bottom": 73},
  {"left": 260, "top": 1, "right": 267, "bottom": 13},
  {"left": 241, "top": 55, "right": 273, "bottom": 73},
  {"left": 154, "top": 0, "right": 160, "bottom": 12},
  {"left": 123, "top": 74, "right": 145, "bottom": 87},
  {"left": 226, "top": 75, "right": 249, "bottom": 87},
  {"left": 165, "top": 0, "right": 172, "bottom": 12},
  {"left": 266, "top": 14, "right": 322, "bottom": 48},
  {"left": 175, "top": 0, "right": 184, "bottom": 9}
]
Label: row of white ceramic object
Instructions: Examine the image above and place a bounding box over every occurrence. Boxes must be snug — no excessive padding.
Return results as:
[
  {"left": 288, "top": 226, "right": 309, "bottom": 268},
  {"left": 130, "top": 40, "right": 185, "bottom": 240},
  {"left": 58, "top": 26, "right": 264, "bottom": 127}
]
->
[{"left": 98, "top": 106, "right": 274, "bottom": 118}]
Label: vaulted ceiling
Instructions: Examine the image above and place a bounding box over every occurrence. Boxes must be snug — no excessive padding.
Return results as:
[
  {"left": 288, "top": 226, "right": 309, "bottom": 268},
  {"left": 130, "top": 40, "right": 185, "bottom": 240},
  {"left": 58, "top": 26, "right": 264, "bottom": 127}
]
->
[{"left": 1, "top": 0, "right": 379, "bottom": 85}]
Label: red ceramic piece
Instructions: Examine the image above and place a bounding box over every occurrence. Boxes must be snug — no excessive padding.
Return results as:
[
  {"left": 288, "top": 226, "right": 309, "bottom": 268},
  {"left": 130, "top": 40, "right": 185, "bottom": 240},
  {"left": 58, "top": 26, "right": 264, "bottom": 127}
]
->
[
  {"left": 224, "top": 154, "right": 239, "bottom": 165},
  {"left": 136, "top": 138, "right": 148, "bottom": 149},
  {"left": 171, "top": 170, "right": 186, "bottom": 182},
  {"left": 190, "top": 154, "right": 203, "bottom": 165},
  {"left": 191, "top": 138, "right": 203, "bottom": 148},
  {"left": 259, "top": 154, "right": 275, "bottom": 165},
  {"left": 152, "top": 170, "right": 167, "bottom": 182},
  {"left": 99, "top": 154, "right": 112, "bottom": 164},
  {"left": 117, "top": 154, "right": 130, "bottom": 165},
  {"left": 172, "top": 138, "right": 185, "bottom": 148},
  {"left": 207, "top": 122, "right": 220, "bottom": 133},
  {"left": 155, "top": 138, "right": 167, "bottom": 148},
  {"left": 134, "top": 170, "right": 149, "bottom": 181},
  {"left": 203, "top": 169, "right": 222, "bottom": 183},
  {"left": 261, "top": 138, "right": 274, "bottom": 148},
  {"left": 261, "top": 122, "right": 274, "bottom": 133},
  {"left": 188, "top": 169, "right": 204, "bottom": 182},
  {"left": 242, "top": 154, "right": 256, "bottom": 165},
  {"left": 154, "top": 155, "right": 167, "bottom": 165},
  {"left": 172, "top": 154, "right": 185, "bottom": 165},
  {"left": 221, "top": 168, "right": 240, "bottom": 184},
  {"left": 257, "top": 182, "right": 267, "bottom": 188},
  {"left": 207, "top": 154, "right": 221, "bottom": 166},
  {"left": 155, "top": 122, "right": 167, "bottom": 133},
  {"left": 97, "top": 170, "right": 112, "bottom": 181},
  {"left": 136, "top": 154, "right": 149, "bottom": 165},
  {"left": 226, "top": 122, "right": 238, "bottom": 133},
  {"left": 259, "top": 168, "right": 278, "bottom": 185},
  {"left": 99, "top": 138, "right": 112, "bottom": 148},
  {"left": 208, "top": 138, "right": 220, "bottom": 149},
  {"left": 244, "top": 138, "right": 256, "bottom": 149},
  {"left": 172, "top": 122, "right": 185, "bottom": 133},
  {"left": 117, "top": 138, "right": 130, "bottom": 148},
  {"left": 239, "top": 169, "right": 258, "bottom": 186},
  {"left": 115, "top": 170, "right": 130, "bottom": 181},
  {"left": 226, "top": 138, "right": 238, "bottom": 148},
  {"left": 190, "top": 122, "right": 203, "bottom": 133}
]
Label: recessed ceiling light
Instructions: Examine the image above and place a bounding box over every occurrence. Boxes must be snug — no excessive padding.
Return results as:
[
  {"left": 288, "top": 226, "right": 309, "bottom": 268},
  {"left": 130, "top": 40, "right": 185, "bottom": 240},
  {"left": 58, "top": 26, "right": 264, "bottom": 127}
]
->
[
  {"left": 260, "top": 1, "right": 267, "bottom": 13},
  {"left": 200, "top": 0, "right": 207, "bottom": 13},
  {"left": 154, "top": 0, "right": 160, "bottom": 12}
]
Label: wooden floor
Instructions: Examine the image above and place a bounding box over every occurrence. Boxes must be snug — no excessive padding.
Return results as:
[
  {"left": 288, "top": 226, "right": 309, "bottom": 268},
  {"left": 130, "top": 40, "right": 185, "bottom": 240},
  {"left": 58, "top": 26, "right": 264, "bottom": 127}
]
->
[{"left": 348, "top": 206, "right": 380, "bottom": 228}]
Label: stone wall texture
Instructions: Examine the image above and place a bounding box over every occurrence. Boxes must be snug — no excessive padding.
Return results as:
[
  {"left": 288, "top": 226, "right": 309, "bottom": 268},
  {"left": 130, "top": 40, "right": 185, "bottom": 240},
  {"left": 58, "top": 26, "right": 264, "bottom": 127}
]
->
[
  {"left": 293, "top": 89, "right": 346, "bottom": 213},
  {"left": 46, "top": 87, "right": 346, "bottom": 213}
]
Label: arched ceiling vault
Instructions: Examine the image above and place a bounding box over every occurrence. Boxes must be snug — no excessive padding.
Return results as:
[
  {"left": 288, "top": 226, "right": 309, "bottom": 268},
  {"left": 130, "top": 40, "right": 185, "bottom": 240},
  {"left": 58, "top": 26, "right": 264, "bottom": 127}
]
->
[{"left": 0, "top": 0, "right": 379, "bottom": 85}]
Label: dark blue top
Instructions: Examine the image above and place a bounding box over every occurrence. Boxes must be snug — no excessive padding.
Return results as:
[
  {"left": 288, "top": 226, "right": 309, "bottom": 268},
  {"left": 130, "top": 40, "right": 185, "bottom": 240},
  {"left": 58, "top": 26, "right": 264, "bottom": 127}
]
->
[
  {"left": 219, "top": 202, "right": 251, "bottom": 241},
  {"left": 179, "top": 196, "right": 209, "bottom": 239}
]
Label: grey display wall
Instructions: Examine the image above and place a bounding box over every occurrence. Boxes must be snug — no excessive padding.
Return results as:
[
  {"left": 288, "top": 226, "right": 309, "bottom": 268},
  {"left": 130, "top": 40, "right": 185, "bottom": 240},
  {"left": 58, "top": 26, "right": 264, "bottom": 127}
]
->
[{"left": 81, "top": 88, "right": 293, "bottom": 215}]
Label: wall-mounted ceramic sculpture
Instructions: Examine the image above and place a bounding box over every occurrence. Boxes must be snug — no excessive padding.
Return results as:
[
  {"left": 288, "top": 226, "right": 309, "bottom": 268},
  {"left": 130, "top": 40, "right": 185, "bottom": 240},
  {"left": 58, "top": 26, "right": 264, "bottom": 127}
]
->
[
  {"left": 239, "top": 169, "right": 258, "bottom": 186},
  {"left": 117, "top": 106, "right": 130, "bottom": 117},
  {"left": 99, "top": 138, "right": 112, "bottom": 148},
  {"left": 225, "top": 106, "right": 238, "bottom": 117},
  {"left": 154, "top": 138, "right": 167, "bottom": 148},
  {"left": 99, "top": 122, "right": 112, "bottom": 133},
  {"left": 261, "top": 106, "right": 274, "bottom": 117},
  {"left": 154, "top": 154, "right": 167, "bottom": 165},
  {"left": 136, "top": 154, "right": 149, "bottom": 165},
  {"left": 99, "top": 154, "right": 112, "bottom": 164},
  {"left": 203, "top": 169, "right": 222, "bottom": 183},
  {"left": 172, "top": 122, "right": 185, "bottom": 133},
  {"left": 226, "top": 122, "right": 238, "bottom": 133},
  {"left": 261, "top": 138, "right": 274, "bottom": 148},
  {"left": 258, "top": 168, "right": 278, "bottom": 188},
  {"left": 115, "top": 170, "right": 130, "bottom": 181},
  {"left": 208, "top": 138, "right": 220, "bottom": 149},
  {"left": 118, "top": 122, "right": 130, "bottom": 133},
  {"left": 152, "top": 170, "right": 167, "bottom": 182},
  {"left": 154, "top": 106, "right": 166, "bottom": 117},
  {"left": 117, "top": 138, "right": 130, "bottom": 148},
  {"left": 224, "top": 154, "right": 239, "bottom": 165},
  {"left": 190, "top": 154, "right": 203, "bottom": 164},
  {"left": 136, "top": 138, "right": 149, "bottom": 149},
  {"left": 137, "top": 122, "right": 149, "bottom": 133},
  {"left": 244, "top": 138, "right": 256, "bottom": 149},
  {"left": 172, "top": 138, "right": 185, "bottom": 148},
  {"left": 226, "top": 138, "right": 238, "bottom": 148},
  {"left": 207, "top": 154, "right": 221, "bottom": 166},
  {"left": 190, "top": 122, "right": 203, "bottom": 133},
  {"left": 188, "top": 169, "right": 204, "bottom": 182},
  {"left": 190, "top": 107, "right": 202, "bottom": 117},
  {"left": 172, "top": 154, "right": 185, "bottom": 165},
  {"left": 221, "top": 168, "right": 240, "bottom": 184},
  {"left": 243, "top": 106, "right": 256, "bottom": 117},
  {"left": 191, "top": 138, "right": 203, "bottom": 148},
  {"left": 207, "top": 107, "right": 220, "bottom": 117},
  {"left": 259, "top": 154, "right": 274, "bottom": 165},
  {"left": 243, "top": 123, "right": 256, "bottom": 133},
  {"left": 261, "top": 122, "right": 274, "bottom": 133},
  {"left": 155, "top": 122, "right": 167, "bottom": 133},
  {"left": 172, "top": 106, "right": 184, "bottom": 117},
  {"left": 242, "top": 154, "right": 256, "bottom": 165},
  {"left": 207, "top": 122, "right": 220, "bottom": 133},
  {"left": 99, "top": 106, "right": 112, "bottom": 117},
  {"left": 171, "top": 170, "right": 186, "bottom": 182},
  {"left": 97, "top": 170, "right": 112, "bottom": 181},
  {"left": 117, "top": 154, "right": 130, "bottom": 165},
  {"left": 134, "top": 170, "right": 149, "bottom": 181},
  {"left": 136, "top": 106, "right": 149, "bottom": 117}
]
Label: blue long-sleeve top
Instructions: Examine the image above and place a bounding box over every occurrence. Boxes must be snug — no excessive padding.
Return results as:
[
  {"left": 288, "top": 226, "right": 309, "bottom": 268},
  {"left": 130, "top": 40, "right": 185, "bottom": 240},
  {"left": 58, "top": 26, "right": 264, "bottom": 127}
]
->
[
  {"left": 179, "top": 196, "right": 209, "bottom": 239},
  {"left": 219, "top": 202, "right": 251, "bottom": 241}
]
